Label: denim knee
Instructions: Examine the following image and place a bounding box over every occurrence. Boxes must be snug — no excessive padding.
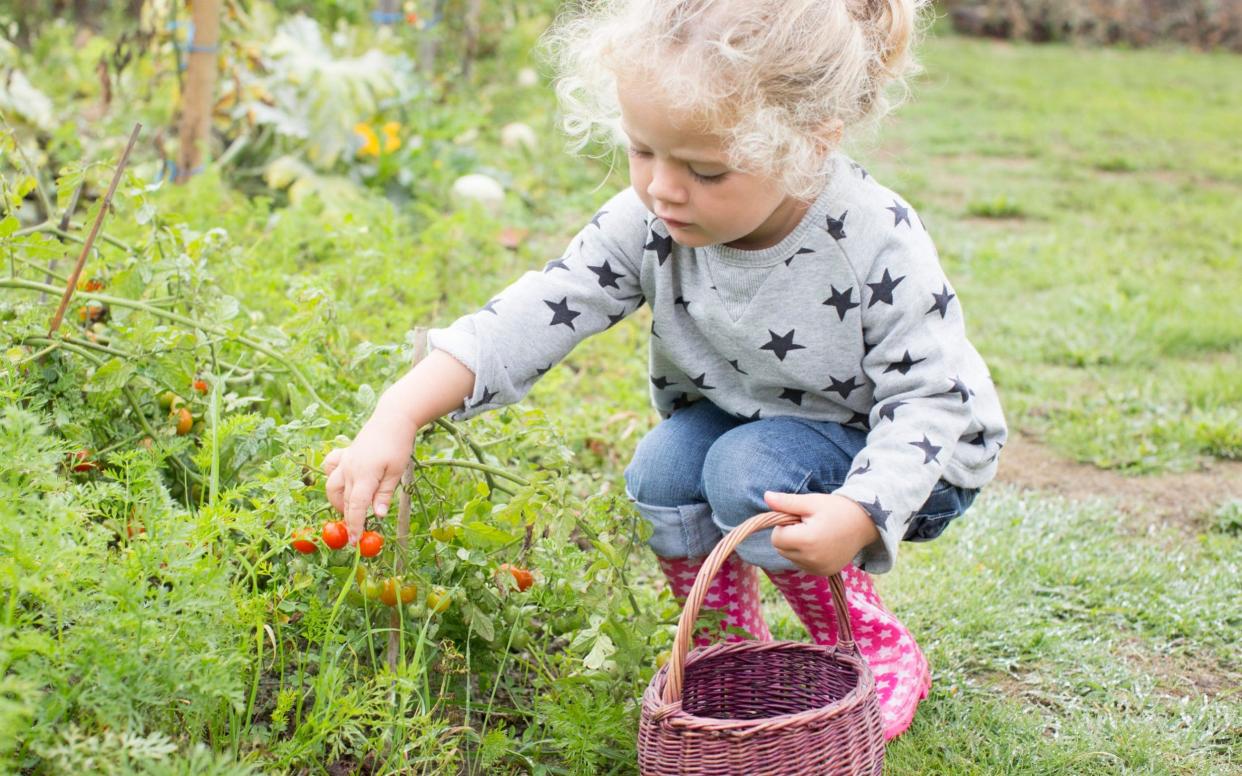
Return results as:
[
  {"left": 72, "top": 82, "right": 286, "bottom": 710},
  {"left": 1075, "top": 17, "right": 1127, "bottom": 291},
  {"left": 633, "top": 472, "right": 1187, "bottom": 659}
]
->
[{"left": 700, "top": 420, "right": 819, "bottom": 572}]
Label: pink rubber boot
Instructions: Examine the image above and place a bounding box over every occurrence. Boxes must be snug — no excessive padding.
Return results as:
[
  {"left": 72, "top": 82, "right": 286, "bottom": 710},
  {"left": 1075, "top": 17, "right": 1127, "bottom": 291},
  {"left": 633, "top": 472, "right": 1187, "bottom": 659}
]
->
[
  {"left": 765, "top": 564, "right": 931, "bottom": 740},
  {"left": 657, "top": 554, "right": 772, "bottom": 647}
]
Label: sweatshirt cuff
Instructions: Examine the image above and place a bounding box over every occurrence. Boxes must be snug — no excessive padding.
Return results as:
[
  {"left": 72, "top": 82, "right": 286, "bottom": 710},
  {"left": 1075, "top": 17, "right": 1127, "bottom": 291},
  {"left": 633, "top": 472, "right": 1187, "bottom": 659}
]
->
[{"left": 833, "top": 484, "right": 901, "bottom": 575}]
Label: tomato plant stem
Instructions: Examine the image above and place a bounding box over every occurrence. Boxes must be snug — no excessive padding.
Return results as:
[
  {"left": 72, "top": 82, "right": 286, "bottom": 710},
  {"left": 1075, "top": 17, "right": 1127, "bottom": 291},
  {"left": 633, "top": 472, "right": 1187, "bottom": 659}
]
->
[{"left": 2, "top": 277, "right": 340, "bottom": 414}]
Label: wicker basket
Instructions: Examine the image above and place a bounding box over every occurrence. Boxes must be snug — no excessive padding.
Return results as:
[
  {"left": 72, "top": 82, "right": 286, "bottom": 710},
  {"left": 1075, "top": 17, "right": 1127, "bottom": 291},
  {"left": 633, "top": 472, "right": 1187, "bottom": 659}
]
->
[{"left": 638, "top": 511, "right": 885, "bottom": 775}]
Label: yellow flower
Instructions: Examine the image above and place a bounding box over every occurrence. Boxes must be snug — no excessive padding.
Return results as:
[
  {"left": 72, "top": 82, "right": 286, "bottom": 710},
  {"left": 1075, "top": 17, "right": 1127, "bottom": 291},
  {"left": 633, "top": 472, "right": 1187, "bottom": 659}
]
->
[
  {"left": 381, "top": 121, "right": 402, "bottom": 153},
  {"left": 354, "top": 122, "right": 380, "bottom": 157}
]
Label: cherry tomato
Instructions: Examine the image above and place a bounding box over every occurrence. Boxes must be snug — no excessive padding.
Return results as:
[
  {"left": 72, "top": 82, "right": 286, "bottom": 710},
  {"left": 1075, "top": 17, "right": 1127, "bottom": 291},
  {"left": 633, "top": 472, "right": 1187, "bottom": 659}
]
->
[
  {"left": 158, "top": 391, "right": 179, "bottom": 410},
  {"left": 425, "top": 587, "right": 451, "bottom": 614},
  {"left": 429, "top": 524, "right": 457, "bottom": 542},
  {"left": 355, "top": 566, "right": 367, "bottom": 585},
  {"left": 192, "top": 378, "right": 209, "bottom": 394},
  {"left": 400, "top": 582, "right": 418, "bottom": 604},
  {"left": 379, "top": 578, "right": 400, "bottom": 607},
  {"left": 358, "top": 531, "right": 384, "bottom": 558},
  {"left": 363, "top": 578, "right": 384, "bottom": 601},
  {"left": 70, "top": 449, "right": 97, "bottom": 472},
  {"left": 321, "top": 520, "right": 348, "bottom": 550},
  {"left": 173, "top": 407, "right": 193, "bottom": 435},
  {"left": 290, "top": 527, "right": 317, "bottom": 554},
  {"left": 498, "top": 563, "right": 534, "bottom": 592}
]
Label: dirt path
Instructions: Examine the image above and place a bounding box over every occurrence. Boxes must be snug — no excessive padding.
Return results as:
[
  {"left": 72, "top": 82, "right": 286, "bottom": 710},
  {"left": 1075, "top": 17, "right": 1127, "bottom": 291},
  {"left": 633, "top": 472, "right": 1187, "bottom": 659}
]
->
[{"left": 995, "top": 432, "right": 1242, "bottom": 533}]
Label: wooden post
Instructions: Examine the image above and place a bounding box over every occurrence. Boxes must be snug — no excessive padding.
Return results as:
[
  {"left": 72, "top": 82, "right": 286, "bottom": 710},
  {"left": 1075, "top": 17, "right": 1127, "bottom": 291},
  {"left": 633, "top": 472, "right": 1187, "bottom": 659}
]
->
[
  {"left": 461, "top": 0, "right": 483, "bottom": 79},
  {"left": 387, "top": 327, "right": 428, "bottom": 673},
  {"left": 176, "top": 0, "right": 221, "bottom": 183}
]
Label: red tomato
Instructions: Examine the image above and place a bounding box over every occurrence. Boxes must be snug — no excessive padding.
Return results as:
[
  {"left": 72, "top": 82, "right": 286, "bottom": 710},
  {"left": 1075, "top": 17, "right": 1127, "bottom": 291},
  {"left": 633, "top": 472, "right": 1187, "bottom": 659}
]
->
[
  {"left": 291, "top": 527, "right": 317, "bottom": 554},
  {"left": 70, "top": 449, "right": 97, "bottom": 472},
  {"left": 192, "top": 378, "right": 209, "bottom": 394},
  {"left": 499, "top": 563, "right": 535, "bottom": 592},
  {"left": 321, "top": 520, "right": 348, "bottom": 550},
  {"left": 358, "top": 531, "right": 384, "bottom": 558}
]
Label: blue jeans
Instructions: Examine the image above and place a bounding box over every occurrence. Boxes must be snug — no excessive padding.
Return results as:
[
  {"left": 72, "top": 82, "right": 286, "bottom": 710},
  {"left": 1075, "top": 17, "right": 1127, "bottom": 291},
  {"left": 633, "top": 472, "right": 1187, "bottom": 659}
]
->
[{"left": 623, "top": 399, "right": 978, "bottom": 572}]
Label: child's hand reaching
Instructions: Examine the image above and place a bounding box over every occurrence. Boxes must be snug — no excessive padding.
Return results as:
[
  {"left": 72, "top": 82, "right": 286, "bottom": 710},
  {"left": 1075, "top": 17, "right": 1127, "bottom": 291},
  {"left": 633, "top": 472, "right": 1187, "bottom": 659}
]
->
[
  {"left": 763, "top": 491, "right": 881, "bottom": 577},
  {"left": 322, "top": 411, "right": 419, "bottom": 544}
]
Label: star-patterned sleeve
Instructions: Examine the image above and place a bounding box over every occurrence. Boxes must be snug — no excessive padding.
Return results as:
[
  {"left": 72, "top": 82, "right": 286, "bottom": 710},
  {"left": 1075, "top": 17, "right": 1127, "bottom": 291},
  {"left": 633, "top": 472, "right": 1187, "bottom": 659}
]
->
[
  {"left": 832, "top": 203, "right": 976, "bottom": 574},
  {"left": 426, "top": 188, "right": 649, "bottom": 422}
]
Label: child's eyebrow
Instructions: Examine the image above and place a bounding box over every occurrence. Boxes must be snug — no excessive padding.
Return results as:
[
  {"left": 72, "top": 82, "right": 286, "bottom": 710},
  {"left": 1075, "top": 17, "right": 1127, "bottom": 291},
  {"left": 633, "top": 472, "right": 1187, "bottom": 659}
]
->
[{"left": 621, "top": 124, "right": 727, "bottom": 165}]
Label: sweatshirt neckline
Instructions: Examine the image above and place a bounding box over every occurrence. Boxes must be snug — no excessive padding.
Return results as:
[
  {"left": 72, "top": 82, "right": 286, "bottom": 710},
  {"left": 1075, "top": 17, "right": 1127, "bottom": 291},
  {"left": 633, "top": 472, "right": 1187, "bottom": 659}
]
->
[{"left": 701, "top": 156, "right": 845, "bottom": 268}]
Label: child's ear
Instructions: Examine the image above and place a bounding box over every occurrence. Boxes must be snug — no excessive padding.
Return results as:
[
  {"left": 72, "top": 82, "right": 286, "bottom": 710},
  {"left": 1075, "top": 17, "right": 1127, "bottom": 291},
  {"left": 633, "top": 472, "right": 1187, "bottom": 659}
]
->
[{"left": 815, "top": 118, "right": 845, "bottom": 158}]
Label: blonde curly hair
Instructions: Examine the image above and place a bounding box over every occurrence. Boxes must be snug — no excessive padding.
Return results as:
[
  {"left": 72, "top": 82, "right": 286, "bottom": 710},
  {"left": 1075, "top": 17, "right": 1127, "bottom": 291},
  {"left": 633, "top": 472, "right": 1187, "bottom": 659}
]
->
[{"left": 536, "top": 0, "right": 931, "bottom": 202}]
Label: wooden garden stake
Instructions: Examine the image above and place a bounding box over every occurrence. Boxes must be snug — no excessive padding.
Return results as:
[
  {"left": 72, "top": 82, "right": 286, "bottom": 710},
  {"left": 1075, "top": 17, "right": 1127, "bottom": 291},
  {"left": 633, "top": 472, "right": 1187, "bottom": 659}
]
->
[
  {"left": 48, "top": 122, "right": 141, "bottom": 337},
  {"left": 388, "top": 327, "right": 428, "bottom": 673},
  {"left": 176, "top": 0, "right": 221, "bottom": 183}
]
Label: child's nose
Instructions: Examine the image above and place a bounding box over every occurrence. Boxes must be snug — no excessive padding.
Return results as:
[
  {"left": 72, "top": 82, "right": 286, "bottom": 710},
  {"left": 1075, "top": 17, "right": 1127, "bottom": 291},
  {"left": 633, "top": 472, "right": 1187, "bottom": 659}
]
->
[{"left": 647, "top": 159, "right": 689, "bottom": 204}]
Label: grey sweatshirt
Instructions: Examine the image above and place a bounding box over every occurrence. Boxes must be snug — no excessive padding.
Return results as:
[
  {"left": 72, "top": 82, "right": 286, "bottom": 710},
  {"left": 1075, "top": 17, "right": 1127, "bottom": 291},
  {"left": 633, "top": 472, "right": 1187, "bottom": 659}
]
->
[{"left": 428, "top": 154, "right": 1007, "bottom": 573}]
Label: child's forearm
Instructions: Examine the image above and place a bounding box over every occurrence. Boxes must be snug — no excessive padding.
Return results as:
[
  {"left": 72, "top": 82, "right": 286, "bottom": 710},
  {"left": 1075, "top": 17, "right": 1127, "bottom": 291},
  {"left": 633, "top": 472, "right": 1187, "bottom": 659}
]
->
[{"left": 374, "top": 348, "right": 476, "bottom": 432}]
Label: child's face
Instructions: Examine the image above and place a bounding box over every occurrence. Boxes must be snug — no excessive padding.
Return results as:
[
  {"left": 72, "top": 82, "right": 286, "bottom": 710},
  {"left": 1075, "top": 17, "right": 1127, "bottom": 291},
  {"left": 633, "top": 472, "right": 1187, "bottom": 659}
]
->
[{"left": 617, "top": 79, "right": 808, "bottom": 251}]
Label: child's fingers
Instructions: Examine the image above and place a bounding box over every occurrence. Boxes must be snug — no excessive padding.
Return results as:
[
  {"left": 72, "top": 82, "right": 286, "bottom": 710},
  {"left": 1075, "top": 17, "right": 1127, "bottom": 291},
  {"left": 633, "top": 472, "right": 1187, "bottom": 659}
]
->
[
  {"left": 325, "top": 466, "right": 345, "bottom": 514},
  {"left": 344, "top": 475, "right": 376, "bottom": 543},
  {"left": 372, "top": 468, "right": 403, "bottom": 518},
  {"left": 321, "top": 447, "right": 344, "bottom": 477}
]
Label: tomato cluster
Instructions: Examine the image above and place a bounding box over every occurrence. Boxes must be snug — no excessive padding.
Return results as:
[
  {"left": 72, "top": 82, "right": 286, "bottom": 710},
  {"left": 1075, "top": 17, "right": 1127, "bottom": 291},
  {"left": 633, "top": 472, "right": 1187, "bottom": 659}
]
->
[{"left": 289, "top": 520, "right": 385, "bottom": 557}]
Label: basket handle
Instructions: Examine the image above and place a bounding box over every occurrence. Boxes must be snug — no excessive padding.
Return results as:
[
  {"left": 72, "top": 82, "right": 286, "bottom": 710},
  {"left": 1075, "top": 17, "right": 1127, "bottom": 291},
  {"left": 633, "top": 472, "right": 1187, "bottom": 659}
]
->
[{"left": 662, "top": 510, "right": 858, "bottom": 705}]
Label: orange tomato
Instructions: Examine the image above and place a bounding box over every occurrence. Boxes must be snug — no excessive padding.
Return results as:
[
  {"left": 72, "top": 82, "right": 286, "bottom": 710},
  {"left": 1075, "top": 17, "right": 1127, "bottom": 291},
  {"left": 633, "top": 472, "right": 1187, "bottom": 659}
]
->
[{"left": 173, "top": 407, "right": 193, "bottom": 435}]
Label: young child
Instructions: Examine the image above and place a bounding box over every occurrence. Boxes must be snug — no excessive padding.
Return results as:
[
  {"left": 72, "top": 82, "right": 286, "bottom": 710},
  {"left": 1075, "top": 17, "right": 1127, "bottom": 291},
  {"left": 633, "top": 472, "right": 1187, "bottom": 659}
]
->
[{"left": 324, "top": 0, "right": 1006, "bottom": 741}]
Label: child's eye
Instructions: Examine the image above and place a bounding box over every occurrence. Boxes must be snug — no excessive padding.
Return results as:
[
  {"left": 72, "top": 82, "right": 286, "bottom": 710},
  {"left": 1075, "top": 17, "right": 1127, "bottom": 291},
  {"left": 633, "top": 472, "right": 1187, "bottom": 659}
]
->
[
  {"left": 691, "top": 170, "right": 727, "bottom": 185},
  {"left": 627, "top": 147, "right": 651, "bottom": 158}
]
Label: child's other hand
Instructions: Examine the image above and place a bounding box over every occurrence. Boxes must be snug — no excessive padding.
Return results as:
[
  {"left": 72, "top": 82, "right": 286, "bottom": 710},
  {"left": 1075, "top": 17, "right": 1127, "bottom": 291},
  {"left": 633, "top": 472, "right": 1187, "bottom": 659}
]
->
[
  {"left": 322, "top": 413, "right": 418, "bottom": 544},
  {"left": 764, "top": 491, "right": 881, "bottom": 577}
]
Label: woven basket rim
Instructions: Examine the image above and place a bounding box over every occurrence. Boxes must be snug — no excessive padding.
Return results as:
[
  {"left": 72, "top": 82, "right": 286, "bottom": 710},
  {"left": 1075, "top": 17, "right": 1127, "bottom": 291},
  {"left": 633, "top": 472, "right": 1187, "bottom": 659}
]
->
[{"left": 642, "top": 639, "right": 876, "bottom": 735}]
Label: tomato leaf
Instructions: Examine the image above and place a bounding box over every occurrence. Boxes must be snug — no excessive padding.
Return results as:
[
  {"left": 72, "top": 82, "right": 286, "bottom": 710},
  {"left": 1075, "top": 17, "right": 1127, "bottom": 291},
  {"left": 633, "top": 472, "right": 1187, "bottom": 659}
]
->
[{"left": 465, "top": 601, "right": 495, "bottom": 643}]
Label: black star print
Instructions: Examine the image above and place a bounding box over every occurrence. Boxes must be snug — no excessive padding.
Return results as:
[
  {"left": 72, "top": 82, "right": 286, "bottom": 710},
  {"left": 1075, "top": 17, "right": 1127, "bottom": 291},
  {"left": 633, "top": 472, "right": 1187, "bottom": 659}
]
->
[
  {"left": 588, "top": 260, "right": 625, "bottom": 289},
  {"left": 887, "top": 200, "right": 912, "bottom": 228},
  {"left": 823, "top": 285, "right": 859, "bottom": 320},
  {"left": 535, "top": 364, "right": 552, "bottom": 377},
  {"left": 671, "top": 393, "right": 693, "bottom": 412},
  {"left": 859, "top": 496, "right": 890, "bottom": 531},
  {"left": 651, "top": 320, "right": 659, "bottom": 339},
  {"left": 911, "top": 435, "right": 942, "bottom": 464},
  {"left": 760, "top": 329, "right": 807, "bottom": 361},
  {"left": 867, "top": 268, "right": 905, "bottom": 308},
  {"left": 727, "top": 359, "right": 749, "bottom": 375},
  {"left": 826, "top": 210, "right": 848, "bottom": 241},
  {"left": 824, "top": 375, "right": 864, "bottom": 399},
  {"left": 645, "top": 230, "right": 673, "bottom": 265},
  {"left": 884, "top": 351, "right": 926, "bottom": 375},
  {"left": 968, "top": 431, "right": 987, "bottom": 446},
  {"left": 481, "top": 298, "right": 500, "bottom": 315},
  {"left": 949, "top": 376, "right": 971, "bottom": 403},
  {"left": 779, "top": 388, "right": 805, "bottom": 406},
  {"left": 746, "top": 409, "right": 762, "bottom": 420},
  {"left": 846, "top": 411, "right": 871, "bottom": 429},
  {"left": 544, "top": 297, "right": 581, "bottom": 330},
  {"left": 927, "top": 283, "right": 955, "bottom": 318},
  {"left": 785, "top": 247, "right": 815, "bottom": 267},
  {"left": 543, "top": 257, "right": 570, "bottom": 273},
  {"left": 674, "top": 295, "right": 692, "bottom": 312},
  {"left": 850, "top": 161, "right": 869, "bottom": 179},
  {"left": 878, "top": 400, "right": 907, "bottom": 423},
  {"left": 689, "top": 373, "right": 716, "bottom": 390},
  {"left": 848, "top": 459, "right": 871, "bottom": 478},
  {"left": 589, "top": 210, "right": 608, "bottom": 229},
  {"left": 606, "top": 311, "right": 626, "bottom": 328},
  {"left": 651, "top": 375, "right": 677, "bottom": 390},
  {"left": 471, "top": 386, "right": 498, "bottom": 407}
]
